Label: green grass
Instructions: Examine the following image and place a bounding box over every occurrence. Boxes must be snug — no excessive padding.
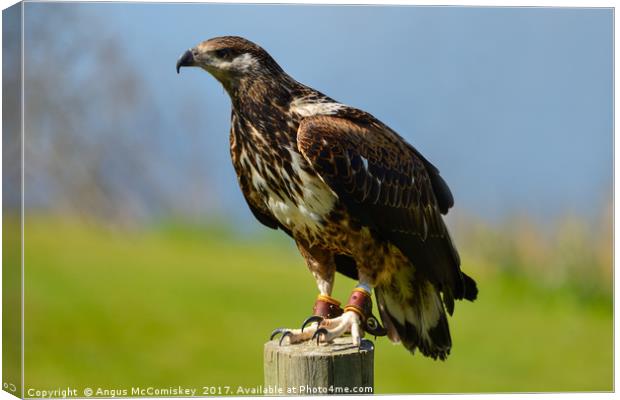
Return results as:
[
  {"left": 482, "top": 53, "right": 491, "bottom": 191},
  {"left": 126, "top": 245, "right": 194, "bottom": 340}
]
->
[{"left": 18, "top": 218, "right": 612, "bottom": 394}]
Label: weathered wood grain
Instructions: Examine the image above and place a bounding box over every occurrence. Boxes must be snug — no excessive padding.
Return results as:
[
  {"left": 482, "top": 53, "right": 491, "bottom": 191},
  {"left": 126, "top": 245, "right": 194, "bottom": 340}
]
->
[{"left": 264, "top": 337, "right": 374, "bottom": 395}]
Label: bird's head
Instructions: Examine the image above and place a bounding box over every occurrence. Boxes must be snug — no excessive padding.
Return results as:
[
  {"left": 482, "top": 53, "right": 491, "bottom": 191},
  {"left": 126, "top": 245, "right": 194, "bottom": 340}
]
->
[{"left": 176, "top": 36, "right": 283, "bottom": 92}]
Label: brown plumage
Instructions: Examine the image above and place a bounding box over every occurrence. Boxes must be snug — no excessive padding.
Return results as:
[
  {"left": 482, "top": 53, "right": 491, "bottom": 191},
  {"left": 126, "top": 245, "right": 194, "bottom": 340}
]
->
[{"left": 177, "top": 36, "right": 477, "bottom": 360}]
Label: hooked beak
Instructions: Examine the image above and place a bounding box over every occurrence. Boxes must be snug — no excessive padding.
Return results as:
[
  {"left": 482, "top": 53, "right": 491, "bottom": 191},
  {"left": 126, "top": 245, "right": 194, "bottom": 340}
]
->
[{"left": 176, "top": 49, "right": 195, "bottom": 74}]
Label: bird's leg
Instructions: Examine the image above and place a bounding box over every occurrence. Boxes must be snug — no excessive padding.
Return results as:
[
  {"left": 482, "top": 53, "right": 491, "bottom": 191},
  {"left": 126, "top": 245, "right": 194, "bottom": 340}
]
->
[
  {"left": 269, "top": 282, "right": 339, "bottom": 344},
  {"left": 309, "top": 280, "right": 371, "bottom": 347},
  {"left": 303, "top": 274, "right": 387, "bottom": 347},
  {"left": 270, "top": 244, "right": 339, "bottom": 345}
]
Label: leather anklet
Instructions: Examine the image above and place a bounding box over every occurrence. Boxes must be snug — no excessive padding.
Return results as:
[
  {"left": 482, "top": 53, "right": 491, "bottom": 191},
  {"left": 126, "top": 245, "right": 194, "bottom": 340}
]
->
[
  {"left": 344, "top": 287, "right": 387, "bottom": 337},
  {"left": 312, "top": 294, "right": 344, "bottom": 319}
]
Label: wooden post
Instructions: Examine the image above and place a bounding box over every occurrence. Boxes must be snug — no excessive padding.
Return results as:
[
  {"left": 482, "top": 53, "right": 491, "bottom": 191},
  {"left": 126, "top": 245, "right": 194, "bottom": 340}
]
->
[{"left": 264, "top": 337, "right": 374, "bottom": 395}]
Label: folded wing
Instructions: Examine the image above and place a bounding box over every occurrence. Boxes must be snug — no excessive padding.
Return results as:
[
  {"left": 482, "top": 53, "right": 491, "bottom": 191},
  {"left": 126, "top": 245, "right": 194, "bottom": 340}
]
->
[{"left": 296, "top": 113, "right": 476, "bottom": 314}]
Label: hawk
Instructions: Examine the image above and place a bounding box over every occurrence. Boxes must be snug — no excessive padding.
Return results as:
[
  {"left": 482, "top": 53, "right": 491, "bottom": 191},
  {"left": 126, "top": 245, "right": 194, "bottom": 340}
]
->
[{"left": 177, "top": 36, "right": 477, "bottom": 360}]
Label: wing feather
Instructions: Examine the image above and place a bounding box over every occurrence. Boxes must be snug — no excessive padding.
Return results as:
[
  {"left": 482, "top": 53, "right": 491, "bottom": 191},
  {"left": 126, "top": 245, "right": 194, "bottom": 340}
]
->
[
  {"left": 230, "top": 114, "right": 291, "bottom": 236},
  {"left": 297, "top": 113, "right": 474, "bottom": 313}
]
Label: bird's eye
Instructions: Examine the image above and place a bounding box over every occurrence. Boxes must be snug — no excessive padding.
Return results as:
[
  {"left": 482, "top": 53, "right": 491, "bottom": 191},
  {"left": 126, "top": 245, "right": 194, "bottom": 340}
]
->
[{"left": 214, "top": 48, "right": 233, "bottom": 59}]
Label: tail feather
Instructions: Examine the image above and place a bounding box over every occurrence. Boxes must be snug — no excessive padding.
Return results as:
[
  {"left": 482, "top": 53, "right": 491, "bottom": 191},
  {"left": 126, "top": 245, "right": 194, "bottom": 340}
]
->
[
  {"left": 462, "top": 272, "right": 478, "bottom": 301},
  {"left": 376, "top": 282, "right": 452, "bottom": 360}
]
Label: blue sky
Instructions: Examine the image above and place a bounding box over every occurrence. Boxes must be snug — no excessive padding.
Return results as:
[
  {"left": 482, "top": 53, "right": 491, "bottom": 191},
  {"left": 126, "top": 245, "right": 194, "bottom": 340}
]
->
[{"left": 23, "top": 3, "right": 613, "bottom": 224}]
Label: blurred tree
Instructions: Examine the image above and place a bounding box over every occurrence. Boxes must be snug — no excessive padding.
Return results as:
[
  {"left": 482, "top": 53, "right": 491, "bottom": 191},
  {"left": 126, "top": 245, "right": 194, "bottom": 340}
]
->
[{"left": 22, "top": 6, "right": 214, "bottom": 224}]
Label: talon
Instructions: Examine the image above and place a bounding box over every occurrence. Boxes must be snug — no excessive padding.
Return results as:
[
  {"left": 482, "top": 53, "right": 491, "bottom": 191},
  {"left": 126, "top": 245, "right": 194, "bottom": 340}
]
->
[
  {"left": 269, "top": 328, "right": 285, "bottom": 341},
  {"left": 301, "top": 315, "right": 324, "bottom": 332},
  {"left": 312, "top": 328, "right": 328, "bottom": 345},
  {"left": 279, "top": 331, "right": 292, "bottom": 346}
]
